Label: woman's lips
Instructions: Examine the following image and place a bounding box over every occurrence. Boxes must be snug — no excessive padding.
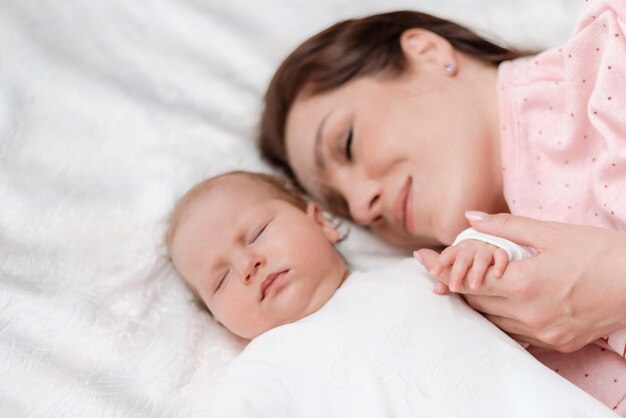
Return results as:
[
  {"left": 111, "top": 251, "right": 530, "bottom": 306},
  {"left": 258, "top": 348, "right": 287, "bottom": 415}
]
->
[
  {"left": 261, "top": 270, "right": 288, "bottom": 301},
  {"left": 393, "top": 177, "right": 414, "bottom": 235}
]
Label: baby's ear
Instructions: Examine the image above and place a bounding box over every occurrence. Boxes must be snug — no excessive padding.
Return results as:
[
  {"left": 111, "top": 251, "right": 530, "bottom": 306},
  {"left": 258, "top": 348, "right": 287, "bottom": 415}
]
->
[{"left": 306, "top": 202, "right": 340, "bottom": 243}]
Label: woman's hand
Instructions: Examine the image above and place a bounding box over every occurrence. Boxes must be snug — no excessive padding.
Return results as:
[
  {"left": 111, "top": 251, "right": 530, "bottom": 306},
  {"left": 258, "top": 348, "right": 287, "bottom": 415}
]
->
[{"left": 416, "top": 212, "right": 626, "bottom": 353}]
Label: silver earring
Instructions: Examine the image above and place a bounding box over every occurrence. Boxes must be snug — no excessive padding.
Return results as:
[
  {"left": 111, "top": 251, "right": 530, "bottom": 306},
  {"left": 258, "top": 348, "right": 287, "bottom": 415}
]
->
[{"left": 444, "top": 63, "right": 454, "bottom": 73}]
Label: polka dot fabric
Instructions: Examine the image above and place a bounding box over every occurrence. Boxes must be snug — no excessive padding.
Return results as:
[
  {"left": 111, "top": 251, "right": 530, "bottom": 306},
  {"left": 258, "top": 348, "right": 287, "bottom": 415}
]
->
[{"left": 497, "top": 0, "right": 626, "bottom": 413}]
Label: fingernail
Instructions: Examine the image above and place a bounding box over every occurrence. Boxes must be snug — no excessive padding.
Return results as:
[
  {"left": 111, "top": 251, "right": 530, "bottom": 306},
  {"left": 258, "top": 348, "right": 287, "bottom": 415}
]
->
[
  {"left": 465, "top": 210, "right": 489, "bottom": 222},
  {"left": 413, "top": 251, "right": 422, "bottom": 263},
  {"left": 428, "top": 267, "right": 438, "bottom": 276}
]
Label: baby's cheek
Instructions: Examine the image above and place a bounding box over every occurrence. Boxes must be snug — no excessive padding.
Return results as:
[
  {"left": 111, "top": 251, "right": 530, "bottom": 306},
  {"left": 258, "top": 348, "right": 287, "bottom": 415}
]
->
[{"left": 222, "top": 313, "right": 257, "bottom": 340}]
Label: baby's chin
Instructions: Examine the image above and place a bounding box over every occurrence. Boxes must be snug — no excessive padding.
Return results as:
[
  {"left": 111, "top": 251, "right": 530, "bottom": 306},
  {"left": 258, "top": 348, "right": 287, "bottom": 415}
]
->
[
  {"left": 230, "top": 319, "right": 293, "bottom": 341},
  {"left": 227, "top": 273, "right": 345, "bottom": 340},
  {"left": 221, "top": 307, "right": 298, "bottom": 340},
  {"left": 234, "top": 309, "right": 323, "bottom": 340}
]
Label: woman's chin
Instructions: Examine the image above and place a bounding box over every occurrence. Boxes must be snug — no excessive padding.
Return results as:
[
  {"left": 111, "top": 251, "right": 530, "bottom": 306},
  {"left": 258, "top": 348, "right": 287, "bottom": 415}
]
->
[
  {"left": 383, "top": 230, "right": 443, "bottom": 250},
  {"left": 431, "top": 213, "right": 469, "bottom": 246}
]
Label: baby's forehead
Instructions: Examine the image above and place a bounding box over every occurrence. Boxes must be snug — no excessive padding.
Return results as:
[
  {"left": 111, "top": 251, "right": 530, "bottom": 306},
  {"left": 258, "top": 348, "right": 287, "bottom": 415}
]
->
[
  {"left": 211, "top": 173, "right": 303, "bottom": 206},
  {"left": 197, "top": 175, "right": 295, "bottom": 220},
  {"left": 214, "top": 173, "right": 268, "bottom": 190},
  {"left": 207, "top": 174, "right": 277, "bottom": 202},
  {"left": 172, "top": 172, "right": 303, "bottom": 247}
]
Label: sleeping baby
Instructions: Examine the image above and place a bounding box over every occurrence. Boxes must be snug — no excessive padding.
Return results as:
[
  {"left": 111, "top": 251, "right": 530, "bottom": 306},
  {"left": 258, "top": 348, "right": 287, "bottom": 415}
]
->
[{"left": 166, "top": 171, "right": 613, "bottom": 417}]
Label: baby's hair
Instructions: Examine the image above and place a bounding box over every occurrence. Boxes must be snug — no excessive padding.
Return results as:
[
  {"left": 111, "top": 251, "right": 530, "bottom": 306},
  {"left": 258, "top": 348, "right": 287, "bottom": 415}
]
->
[{"left": 167, "top": 170, "right": 307, "bottom": 251}]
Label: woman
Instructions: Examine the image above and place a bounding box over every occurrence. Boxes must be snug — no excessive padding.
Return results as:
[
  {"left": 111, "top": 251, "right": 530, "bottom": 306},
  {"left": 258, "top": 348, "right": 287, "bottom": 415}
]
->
[{"left": 258, "top": 4, "right": 625, "bottom": 412}]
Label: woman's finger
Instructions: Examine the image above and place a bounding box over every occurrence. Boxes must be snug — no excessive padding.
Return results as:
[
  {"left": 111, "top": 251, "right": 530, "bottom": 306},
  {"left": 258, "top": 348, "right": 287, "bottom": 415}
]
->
[
  {"left": 464, "top": 294, "right": 515, "bottom": 318},
  {"left": 472, "top": 257, "right": 538, "bottom": 299},
  {"left": 506, "top": 333, "right": 556, "bottom": 350},
  {"left": 465, "top": 211, "right": 556, "bottom": 249},
  {"left": 483, "top": 314, "right": 535, "bottom": 337}
]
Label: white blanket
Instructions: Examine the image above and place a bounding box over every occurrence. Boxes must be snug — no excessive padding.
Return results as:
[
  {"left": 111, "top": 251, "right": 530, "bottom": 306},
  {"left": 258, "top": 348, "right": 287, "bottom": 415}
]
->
[
  {"left": 0, "top": 0, "right": 585, "bottom": 417},
  {"left": 216, "top": 259, "right": 614, "bottom": 417}
]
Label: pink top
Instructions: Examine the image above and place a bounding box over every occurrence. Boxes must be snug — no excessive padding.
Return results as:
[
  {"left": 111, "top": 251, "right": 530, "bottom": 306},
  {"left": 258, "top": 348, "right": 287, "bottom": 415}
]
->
[{"left": 497, "top": 0, "right": 626, "bottom": 413}]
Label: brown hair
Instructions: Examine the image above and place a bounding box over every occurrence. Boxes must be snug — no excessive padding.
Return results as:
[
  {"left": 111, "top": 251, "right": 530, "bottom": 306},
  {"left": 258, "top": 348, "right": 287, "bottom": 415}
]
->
[{"left": 259, "top": 10, "right": 533, "bottom": 183}]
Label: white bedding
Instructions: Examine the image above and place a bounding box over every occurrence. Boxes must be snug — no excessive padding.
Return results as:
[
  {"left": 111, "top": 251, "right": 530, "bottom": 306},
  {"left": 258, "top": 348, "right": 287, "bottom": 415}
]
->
[
  {"left": 217, "top": 259, "right": 613, "bottom": 417},
  {"left": 0, "top": 1, "right": 585, "bottom": 417}
]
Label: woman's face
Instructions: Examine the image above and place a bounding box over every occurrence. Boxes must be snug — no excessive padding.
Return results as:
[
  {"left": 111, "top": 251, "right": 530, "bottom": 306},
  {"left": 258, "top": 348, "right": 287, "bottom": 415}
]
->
[{"left": 285, "top": 46, "right": 505, "bottom": 248}]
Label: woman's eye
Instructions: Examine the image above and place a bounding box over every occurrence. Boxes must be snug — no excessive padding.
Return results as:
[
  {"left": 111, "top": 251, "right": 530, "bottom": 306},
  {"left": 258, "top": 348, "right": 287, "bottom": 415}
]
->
[
  {"left": 344, "top": 127, "right": 353, "bottom": 161},
  {"left": 250, "top": 223, "right": 268, "bottom": 244}
]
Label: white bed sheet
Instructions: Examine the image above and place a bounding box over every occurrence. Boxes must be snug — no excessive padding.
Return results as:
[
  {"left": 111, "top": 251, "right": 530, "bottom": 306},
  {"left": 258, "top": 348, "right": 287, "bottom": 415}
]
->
[{"left": 0, "top": 0, "right": 584, "bottom": 417}]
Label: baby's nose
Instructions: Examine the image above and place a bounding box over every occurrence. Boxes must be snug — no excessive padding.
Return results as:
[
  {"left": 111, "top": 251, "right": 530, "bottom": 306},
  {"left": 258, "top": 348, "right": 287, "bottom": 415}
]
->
[{"left": 242, "top": 259, "right": 263, "bottom": 283}]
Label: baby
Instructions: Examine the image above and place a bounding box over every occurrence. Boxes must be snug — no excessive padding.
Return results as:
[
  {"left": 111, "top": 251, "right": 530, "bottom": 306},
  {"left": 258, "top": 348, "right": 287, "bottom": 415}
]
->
[
  {"left": 168, "top": 170, "right": 349, "bottom": 339},
  {"left": 166, "top": 171, "right": 609, "bottom": 417},
  {"left": 168, "top": 170, "right": 524, "bottom": 339}
]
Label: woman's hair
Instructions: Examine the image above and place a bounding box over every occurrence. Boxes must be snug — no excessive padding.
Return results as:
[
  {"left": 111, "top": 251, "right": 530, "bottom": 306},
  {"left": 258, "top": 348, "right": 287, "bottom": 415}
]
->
[{"left": 259, "top": 10, "right": 533, "bottom": 183}]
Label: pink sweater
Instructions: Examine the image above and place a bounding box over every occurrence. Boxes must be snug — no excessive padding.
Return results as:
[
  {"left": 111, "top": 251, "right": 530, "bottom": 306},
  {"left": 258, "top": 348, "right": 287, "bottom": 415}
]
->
[{"left": 497, "top": 0, "right": 626, "bottom": 413}]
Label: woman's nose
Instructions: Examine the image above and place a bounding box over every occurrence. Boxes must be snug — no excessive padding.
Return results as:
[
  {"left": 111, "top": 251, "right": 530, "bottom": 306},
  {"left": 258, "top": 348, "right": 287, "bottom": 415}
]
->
[{"left": 345, "top": 179, "right": 383, "bottom": 225}]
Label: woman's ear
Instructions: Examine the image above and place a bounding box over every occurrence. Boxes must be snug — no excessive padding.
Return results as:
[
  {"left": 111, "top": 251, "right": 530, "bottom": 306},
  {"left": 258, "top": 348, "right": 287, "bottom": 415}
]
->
[
  {"left": 306, "top": 202, "right": 340, "bottom": 243},
  {"left": 399, "top": 28, "right": 458, "bottom": 76}
]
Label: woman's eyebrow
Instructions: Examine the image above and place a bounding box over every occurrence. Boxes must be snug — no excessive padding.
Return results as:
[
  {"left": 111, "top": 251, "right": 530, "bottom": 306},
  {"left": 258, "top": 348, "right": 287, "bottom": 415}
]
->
[{"left": 314, "top": 112, "right": 332, "bottom": 170}]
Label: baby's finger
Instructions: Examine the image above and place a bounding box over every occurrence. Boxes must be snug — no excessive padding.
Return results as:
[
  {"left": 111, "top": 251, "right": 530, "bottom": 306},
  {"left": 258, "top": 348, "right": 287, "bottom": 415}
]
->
[
  {"left": 493, "top": 249, "right": 509, "bottom": 278},
  {"left": 449, "top": 252, "right": 473, "bottom": 292},
  {"left": 431, "top": 246, "right": 459, "bottom": 276},
  {"left": 466, "top": 251, "right": 492, "bottom": 289},
  {"left": 433, "top": 282, "right": 449, "bottom": 295}
]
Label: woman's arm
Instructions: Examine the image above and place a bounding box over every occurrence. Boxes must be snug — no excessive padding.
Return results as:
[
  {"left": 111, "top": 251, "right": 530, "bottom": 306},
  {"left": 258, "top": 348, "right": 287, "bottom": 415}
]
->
[{"left": 417, "top": 212, "right": 626, "bottom": 353}]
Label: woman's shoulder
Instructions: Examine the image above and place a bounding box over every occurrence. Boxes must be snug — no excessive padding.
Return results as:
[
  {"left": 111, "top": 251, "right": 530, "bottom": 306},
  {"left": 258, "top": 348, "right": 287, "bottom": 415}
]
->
[
  {"left": 499, "top": 0, "right": 625, "bottom": 87},
  {"left": 571, "top": 0, "right": 625, "bottom": 38}
]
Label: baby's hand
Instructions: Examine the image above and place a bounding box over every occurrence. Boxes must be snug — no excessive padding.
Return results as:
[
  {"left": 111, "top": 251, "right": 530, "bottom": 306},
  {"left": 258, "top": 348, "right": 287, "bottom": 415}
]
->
[{"left": 429, "top": 240, "right": 509, "bottom": 293}]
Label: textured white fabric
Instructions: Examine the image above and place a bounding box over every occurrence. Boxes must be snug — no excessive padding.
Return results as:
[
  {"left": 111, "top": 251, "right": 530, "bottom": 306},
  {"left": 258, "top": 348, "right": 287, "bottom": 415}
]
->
[
  {"left": 0, "top": 0, "right": 582, "bottom": 417},
  {"left": 216, "top": 259, "right": 615, "bottom": 417},
  {"left": 452, "top": 227, "right": 534, "bottom": 260}
]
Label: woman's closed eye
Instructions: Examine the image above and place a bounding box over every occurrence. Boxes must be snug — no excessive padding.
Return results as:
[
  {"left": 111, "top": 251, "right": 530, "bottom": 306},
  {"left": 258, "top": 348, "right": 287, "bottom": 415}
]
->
[{"left": 343, "top": 126, "right": 353, "bottom": 161}]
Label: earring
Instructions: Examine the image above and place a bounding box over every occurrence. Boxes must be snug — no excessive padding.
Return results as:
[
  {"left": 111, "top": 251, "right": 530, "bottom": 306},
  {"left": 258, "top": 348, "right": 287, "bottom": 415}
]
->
[{"left": 444, "top": 63, "right": 455, "bottom": 73}]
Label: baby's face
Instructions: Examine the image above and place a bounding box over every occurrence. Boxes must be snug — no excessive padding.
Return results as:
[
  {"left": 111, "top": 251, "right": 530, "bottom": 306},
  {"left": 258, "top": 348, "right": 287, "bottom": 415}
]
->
[{"left": 170, "top": 176, "right": 348, "bottom": 339}]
